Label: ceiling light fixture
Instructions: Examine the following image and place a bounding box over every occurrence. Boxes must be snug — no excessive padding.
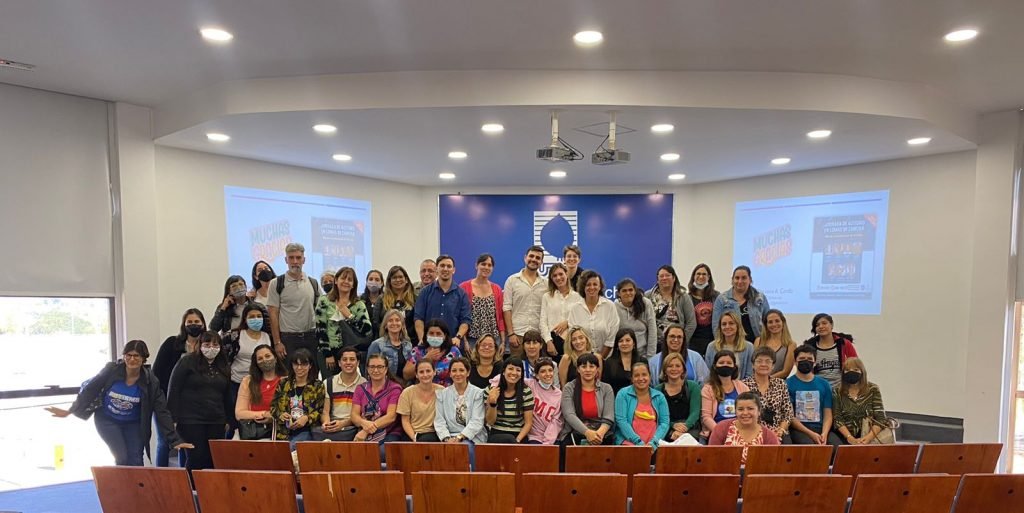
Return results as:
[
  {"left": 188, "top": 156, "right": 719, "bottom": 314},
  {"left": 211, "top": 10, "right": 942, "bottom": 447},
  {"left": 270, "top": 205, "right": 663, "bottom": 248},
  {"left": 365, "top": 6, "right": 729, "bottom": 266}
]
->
[
  {"left": 660, "top": 153, "right": 680, "bottom": 162},
  {"left": 944, "top": 28, "right": 978, "bottom": 42},
  {"left": 651, "top": 124, "right": 674, "bottom": 133},
  {"left": 668, "top": 173, "right": 686, "bottom": 180},
  {"left": 550, "top": 170, "right": 567, "bottom": 178},
  {"left": 907, "top": 137, "right": 932, "bottom": 146},
  {"left": 439, "top": 172, "right": 456, "bottom": 180},
  {"left": 771, "top": 157, "right": 791, "bottom": 165},
  {"left": 206, "top": 133, "right": 230, "bottom": 142},
  {"left": 448, "top": 151, "right": 468, "bottom": 160},
  {"left": 332, "top": 154, "right": 352, "bottom": 162},
  {"left": 807, "top": 129, "right": 832, "bottom": 139},
  {"left": 573, "top": 30, "right": 604, "bottom": 46},
  {"left": 313, "top": 124, "right": 337, "bottom": 134},
  {"left": 200, "top": 27, "right": 234, "bottom": 43},
  {"left": 481, "top": 123, "right": 504, "bottom": 134}
]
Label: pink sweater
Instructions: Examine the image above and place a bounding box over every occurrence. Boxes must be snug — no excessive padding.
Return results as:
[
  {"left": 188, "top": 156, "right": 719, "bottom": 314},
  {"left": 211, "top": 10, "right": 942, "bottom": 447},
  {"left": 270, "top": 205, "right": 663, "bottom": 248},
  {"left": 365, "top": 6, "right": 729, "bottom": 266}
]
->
[
  {"left": 700, "top": 381, "right": 751, "bottom": 437},
  {"left": 525, "top": 379, "right": 563, "bottom": 444}
]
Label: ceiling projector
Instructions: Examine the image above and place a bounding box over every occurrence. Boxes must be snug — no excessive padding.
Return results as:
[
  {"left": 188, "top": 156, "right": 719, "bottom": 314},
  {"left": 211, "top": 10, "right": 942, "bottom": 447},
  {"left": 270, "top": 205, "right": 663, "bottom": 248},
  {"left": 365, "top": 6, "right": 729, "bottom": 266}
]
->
[
  {"left": 592, "top": 149, "right": 631, "bottom": 165},
  {"left": 536, "top": 111, "right": 583, "bottom": 162}
]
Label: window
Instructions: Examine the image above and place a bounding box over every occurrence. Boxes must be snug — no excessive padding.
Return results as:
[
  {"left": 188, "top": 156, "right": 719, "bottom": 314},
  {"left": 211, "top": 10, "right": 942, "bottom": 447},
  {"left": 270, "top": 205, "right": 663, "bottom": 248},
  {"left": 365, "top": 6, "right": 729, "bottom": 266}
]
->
[{"left": 1013, "top": 303, "right": 1024, "bottom": 473}]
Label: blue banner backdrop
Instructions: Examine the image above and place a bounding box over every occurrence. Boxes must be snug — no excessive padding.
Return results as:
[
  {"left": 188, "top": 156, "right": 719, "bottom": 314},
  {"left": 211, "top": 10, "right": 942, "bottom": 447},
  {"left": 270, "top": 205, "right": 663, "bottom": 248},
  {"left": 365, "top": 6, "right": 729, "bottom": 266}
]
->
[{"left": 439, "top": 194, "right": 673, "bottom": 296}]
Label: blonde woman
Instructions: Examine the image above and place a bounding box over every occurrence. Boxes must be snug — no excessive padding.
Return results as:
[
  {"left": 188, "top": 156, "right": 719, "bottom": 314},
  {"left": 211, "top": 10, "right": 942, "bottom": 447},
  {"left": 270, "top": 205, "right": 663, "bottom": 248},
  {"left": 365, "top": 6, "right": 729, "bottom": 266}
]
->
[
  {"left": 558, "top": 326, "right": 603, "bottom": 386},
  {"left": 469, "top": 333, "right": 502, "bottom": 389},
  {"left": 382, "top": 265, "right": 417, "bottom": 342},
  {"left": 753, "top": 309, "right": 796, "bottom": 378},
  {"left": 704, "top": 311, "right": 754, "bottom": 379},
  {"left": 832, "top": 357, "right": 891, "bottom": 444}
]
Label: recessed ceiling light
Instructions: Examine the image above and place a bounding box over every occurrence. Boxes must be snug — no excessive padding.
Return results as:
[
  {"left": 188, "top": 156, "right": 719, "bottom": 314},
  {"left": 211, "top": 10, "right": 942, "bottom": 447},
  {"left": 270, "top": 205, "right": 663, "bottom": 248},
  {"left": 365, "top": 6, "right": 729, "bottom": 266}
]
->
[
  {"left": 573, "top": 30, "right": 603, "bottom": 46},
  {"left": 944, "top": 28, "right": 978, "bottom": 42},
  {"left": 771, "top": 157, "right": 791, "bottom": 165},
  {"left": 660, "top": 153, "right": 680, "bottom": 162},
  {"left": 206, "top": 133, "right": 230, "bottom": 142},
  {"left": 481, "top": 123, "right": 504, "bottom": 134},
  {"left": 651, "top": 124, "right": 674, "bottom": 133},
  {"left": 439, "top": 172, "right": 456, "bottom": 180},
  {"left": 200, "top": 27, "right": 234, "bottom": 43},
  {"left": 807, "top": 129, "right": 832, "bottom": 139},
  {"left": 550, "top": 170, "right": 567, "bottom": 178},
  {"left": 313, "top": 124, "right": 337, "bottom": 134},
  {"left": 448, "top": 151, "right": 468, "bottom": 160},
  {"left": 668, "top": 173, "right": 686, "bottom": 180},
  {"left": 332, "top": 154, "right": 352, "bottom": 162},
  {"left": 907, "top": 137, "right": 932, "bottom": 146}
]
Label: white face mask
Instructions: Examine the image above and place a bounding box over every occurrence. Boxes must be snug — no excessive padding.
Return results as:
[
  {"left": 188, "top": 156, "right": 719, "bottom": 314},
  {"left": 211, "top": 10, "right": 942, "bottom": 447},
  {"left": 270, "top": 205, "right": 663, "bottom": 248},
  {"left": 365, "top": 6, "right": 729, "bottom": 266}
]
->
[
  {"left": 201, "top": 346, "right": 220, "bottom": 360},
  {"left": 426, "top": 336, "right": 444, "bottom": 347},
  {"left": 693, "top": 282, "right": 708, "bottom": 290},
  {"left": 366, "top": 281, "right": 383, "bottom": 292}
]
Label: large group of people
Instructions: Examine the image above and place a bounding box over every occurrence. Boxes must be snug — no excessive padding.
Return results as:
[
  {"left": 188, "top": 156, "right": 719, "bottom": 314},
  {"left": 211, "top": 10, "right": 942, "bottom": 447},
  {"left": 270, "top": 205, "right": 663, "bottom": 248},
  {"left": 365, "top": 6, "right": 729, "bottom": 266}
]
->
[{"left": 50, "top": 241, "right": 894, "bottom": 471}]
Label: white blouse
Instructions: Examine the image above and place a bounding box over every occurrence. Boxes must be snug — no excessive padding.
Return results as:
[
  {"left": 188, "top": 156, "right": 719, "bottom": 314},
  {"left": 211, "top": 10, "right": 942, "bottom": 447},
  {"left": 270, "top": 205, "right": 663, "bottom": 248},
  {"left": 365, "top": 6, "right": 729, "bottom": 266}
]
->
[
  {"left": 567, "top": 297, "right": 620, "bottom": 352},
  {"left": 539, "top": 289, "right": 583, "bottom": 341}
]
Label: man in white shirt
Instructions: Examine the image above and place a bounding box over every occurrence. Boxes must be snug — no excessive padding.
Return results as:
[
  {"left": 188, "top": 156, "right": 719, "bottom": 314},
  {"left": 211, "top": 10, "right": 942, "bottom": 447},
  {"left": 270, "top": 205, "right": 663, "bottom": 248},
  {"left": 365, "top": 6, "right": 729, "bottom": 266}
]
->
[
  {"left": 503, "top": 245, "right": 548, "bottom": 357},
  {"left": 268, "top": 243, "right": 321, "bottom": 359}
]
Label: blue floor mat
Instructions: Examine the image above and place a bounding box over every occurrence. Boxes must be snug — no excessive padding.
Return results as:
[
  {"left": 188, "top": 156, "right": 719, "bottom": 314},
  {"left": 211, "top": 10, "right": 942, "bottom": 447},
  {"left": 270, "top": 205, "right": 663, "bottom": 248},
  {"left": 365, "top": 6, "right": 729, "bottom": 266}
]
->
[{"left": 0, "top": 480, "right": 100, "bottom": 513}]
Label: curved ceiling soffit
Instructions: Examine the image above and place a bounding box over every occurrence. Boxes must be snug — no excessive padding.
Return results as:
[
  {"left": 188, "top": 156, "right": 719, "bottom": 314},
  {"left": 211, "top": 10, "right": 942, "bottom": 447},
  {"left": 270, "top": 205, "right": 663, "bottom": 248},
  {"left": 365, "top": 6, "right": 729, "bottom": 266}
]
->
[{"left": 153, "top": 70, "right": 977, "bottom": 143}]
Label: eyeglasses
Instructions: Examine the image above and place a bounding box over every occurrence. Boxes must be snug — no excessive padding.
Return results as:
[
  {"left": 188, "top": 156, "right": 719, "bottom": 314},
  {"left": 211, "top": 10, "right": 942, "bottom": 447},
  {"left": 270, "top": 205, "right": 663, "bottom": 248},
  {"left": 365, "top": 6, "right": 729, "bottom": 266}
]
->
[
  {"left": 123, "top": 353, "right": 143, "bottom": 360},
  {"left": 367, "top": 365, "right": 387, "bottom": 370}
]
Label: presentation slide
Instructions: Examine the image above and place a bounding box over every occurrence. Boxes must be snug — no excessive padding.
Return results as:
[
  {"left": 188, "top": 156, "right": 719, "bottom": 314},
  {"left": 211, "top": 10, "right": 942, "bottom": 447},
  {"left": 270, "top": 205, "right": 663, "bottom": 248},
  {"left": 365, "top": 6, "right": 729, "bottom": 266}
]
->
[
  {"left": 224, "top": 186, "right": 372, "bottom": 285},
  {"left": 732, "top": 190, "right": 889, "bottom": 315}
]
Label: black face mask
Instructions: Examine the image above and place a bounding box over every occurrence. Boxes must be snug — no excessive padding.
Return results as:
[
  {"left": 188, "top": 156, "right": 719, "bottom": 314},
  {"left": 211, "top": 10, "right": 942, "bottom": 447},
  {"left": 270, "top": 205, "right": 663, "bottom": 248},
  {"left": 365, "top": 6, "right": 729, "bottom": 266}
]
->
[
  {"left": 258, "top": 269, "right": 275, "bottom": 282},
  {"left": 842, "top": 371, "right": 862, "bottom": 385},
  {"left": 185, "top": 324, "right": 204, "bottom": 337},
  {"left": 322, "top": 283, "right": 334, "bottom": 294},
  {"left": 796, "top": 360, "right": 815, "bottom": 374},
  {"left": 714, "top": 365, "right": 734, "bottom": 377}
]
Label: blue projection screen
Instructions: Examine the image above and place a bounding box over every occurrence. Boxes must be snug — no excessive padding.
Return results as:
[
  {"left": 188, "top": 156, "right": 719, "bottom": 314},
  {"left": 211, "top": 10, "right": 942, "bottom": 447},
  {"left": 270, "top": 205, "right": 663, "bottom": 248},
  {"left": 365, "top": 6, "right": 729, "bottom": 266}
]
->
[
  {"left": 439, "top": 194, "right": 673, "bottom": 296},
  {"left": 224, "top": 186, "right": 372, "bottom": 283},
  {"left": 732, "top": 190, "right": 889, "bottom": 315}
]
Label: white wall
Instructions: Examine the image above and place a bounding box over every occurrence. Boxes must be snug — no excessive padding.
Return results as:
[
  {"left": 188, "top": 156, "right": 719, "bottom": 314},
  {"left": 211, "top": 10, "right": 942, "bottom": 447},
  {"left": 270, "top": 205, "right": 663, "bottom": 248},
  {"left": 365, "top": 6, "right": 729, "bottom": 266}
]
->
[
  {"left": 152, "top": 147, "right": 425, "bottom": 338},
  {"left": 419, "top": 151, "right": 978, "bottom": 419}
]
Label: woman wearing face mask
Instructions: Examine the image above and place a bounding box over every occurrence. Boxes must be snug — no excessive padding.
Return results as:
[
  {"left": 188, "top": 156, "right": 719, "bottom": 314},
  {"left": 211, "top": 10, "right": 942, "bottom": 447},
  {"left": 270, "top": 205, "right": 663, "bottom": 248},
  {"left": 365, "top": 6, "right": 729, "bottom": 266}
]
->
[
  {"left": 405, "top": 319, "right": 464, "bottom": 386},
  {"left": 708, "top": 392, "right": 780, "bottom": 462},
  {"left": 602, "top": 328, "right": 645, "bottom": 395},
  {"left": 367, "top": 309, "right": 415, "bottom": 383},
  {"left": 250, "top": 261, "right": 276, "bottom": 305},
  {"left": 649, "top": 324, "right": 709, "bottom": 387},
  {"left": 741, "top": 346, "right": 793, "bottom": 442},
  {"left": 558, "top": 326, "right": 603, "bottom": 385},
  {"left": 645, "top": 265, "right": 697, "bottom": 352},
  {"left": 469, "top": 334, "right": 502, "bottom": 389},
  {"left": 398, "top": 360, "right": 444, "bottom": 441},
  {"left": 803, "top": 313, "right": 858, "bottom": 388},
  {"left": 615, "top": 361, "right": 670, "bottom": 450},
  {"left": 224, "top": 304, "right": 272, "bottom": 437},
  {"left": 704, "top": 311, "right": 754, "bottom": 380},
  {"left": 753, "top": 309, "right": 797, "bottom": 378},
  {"left": 460, "top": 253, "right": 506, "bottom": 349},
  {"left": 486, "top": 358, "right": 534, "bottom": 443},
  {"left": 271, "top": 348, "right": 325, "bottom": 449},
  {"left": 45, "top": 340, "right": 193, "bottom": 466},
  {"left": 657, "top": 352, "right": 702, "bottom": 442},
  {"left": 568, "top": 270, "right": 620, "bottom": 353},
  {"left": 352, "top": 353, "right": 403, "bottom": 456},
  {"left": 435, "top": 357, "right": 488, "bottom": 448},
  {"left": 361, "top": 269, "right": 386, "bottom": 341},
  {"left": 524, "top": 358, "right": 562, "bottom": 444},
  {"left": 700, "top": 350, "right": 750, "bottom": 442},
  {"left": 166, "top": 331, "right": 232, "bottom": 471},
  {"left": 687, "top": 264, "right": 719, "bottom": 357},
  {"left": 211, "top": 275, "right": 254, "bottom": 335},
  {"left": 152, "top": 308, "right": 205, "bottom": 467},
  {"left": 560, "top": 353, "right": 615, "bottom": 450},
  {"left": 320, "top": 270, "right": 336, "bottom": 295},
  {"left": 616, "top": 279, "right": 657, "bottom": 360},
  {"left": 832, "top": 358, "right": 891, "bottom": 444},
  {"left": 383, "top": 265, "right": 418, "bottom": 344},
  {"left": 235, "top": 344, "right": 287, "bottom": 439},
  {"left": 712, "top": 266, "right": 771, "bottom": 344},
  {"left": 540, "top": 263, "right": 583, "bottom": 357},
  {"left": 316, "top": 267, "right": 374, "bottom": 376}
]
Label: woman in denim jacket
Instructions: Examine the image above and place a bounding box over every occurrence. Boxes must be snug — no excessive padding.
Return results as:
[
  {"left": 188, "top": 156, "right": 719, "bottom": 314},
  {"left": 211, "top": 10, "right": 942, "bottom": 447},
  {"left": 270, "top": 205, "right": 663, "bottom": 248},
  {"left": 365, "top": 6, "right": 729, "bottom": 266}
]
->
[
  {"left": 712, "top": 266, "right": 771, "bottom": 343},
  {"left": 367, "top": 309, "right": 415, "bottom": 383}
]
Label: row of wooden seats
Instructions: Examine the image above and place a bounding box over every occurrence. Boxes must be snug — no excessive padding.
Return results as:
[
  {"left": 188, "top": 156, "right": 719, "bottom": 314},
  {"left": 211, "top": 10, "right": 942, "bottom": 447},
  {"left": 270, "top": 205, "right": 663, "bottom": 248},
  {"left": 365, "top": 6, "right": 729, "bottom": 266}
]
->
[{"left": 93, "top": 467, "right": 1024, "bottom": 513}]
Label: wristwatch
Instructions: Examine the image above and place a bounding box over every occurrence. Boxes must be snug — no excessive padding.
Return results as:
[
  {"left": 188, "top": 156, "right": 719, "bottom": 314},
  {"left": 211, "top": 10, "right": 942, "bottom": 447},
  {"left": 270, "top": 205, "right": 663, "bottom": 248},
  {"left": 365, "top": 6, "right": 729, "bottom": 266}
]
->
[{"left": 456, "top": 434, "right": 465, "bottom": 442}]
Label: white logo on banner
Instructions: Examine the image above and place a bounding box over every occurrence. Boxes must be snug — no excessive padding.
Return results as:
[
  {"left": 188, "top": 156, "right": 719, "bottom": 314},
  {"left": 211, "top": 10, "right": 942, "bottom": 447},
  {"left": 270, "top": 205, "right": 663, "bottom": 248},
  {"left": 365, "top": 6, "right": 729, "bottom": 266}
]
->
[{"left": 533, "top": 210, "right": 578, "bottom": 275}]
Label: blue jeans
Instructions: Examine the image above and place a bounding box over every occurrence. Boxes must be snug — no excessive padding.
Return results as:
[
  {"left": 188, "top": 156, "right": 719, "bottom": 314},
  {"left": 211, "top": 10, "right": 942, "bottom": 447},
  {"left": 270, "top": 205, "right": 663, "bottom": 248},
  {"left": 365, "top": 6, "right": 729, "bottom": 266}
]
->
[
  {"left": 288, "top": 430, "right": 313, "bottom": 451},
  {"left": 154, "top": 419, "right": 170, "bottom": 467},
  {"left": 94, "top": 413, "right": 145, "bottom": 466}
]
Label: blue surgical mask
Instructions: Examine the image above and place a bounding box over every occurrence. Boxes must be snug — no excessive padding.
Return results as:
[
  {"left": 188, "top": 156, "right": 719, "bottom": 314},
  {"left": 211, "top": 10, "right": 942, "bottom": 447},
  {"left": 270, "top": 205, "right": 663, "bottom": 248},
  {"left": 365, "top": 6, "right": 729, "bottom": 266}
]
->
[
  {"left": 426, "top": 336, "right": 444, "bottom": 347},
  {"left": 246, "top": 318, "right": 264, "bottom": 331}
]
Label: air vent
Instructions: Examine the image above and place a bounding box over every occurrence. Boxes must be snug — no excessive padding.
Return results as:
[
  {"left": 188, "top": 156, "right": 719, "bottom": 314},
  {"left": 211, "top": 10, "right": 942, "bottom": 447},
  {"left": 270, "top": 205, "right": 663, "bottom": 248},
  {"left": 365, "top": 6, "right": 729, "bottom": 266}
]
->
[{"left": 0, "top": 59, "right": 36, "bottom": 71}]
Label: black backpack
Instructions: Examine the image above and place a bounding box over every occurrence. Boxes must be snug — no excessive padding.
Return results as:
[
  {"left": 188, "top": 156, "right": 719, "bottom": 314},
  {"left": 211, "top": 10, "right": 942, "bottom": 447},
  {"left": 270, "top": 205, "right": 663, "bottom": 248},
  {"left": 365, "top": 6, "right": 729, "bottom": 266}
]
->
[{"left": 275, "top": 274, "right": 321, "bottom": 303}]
